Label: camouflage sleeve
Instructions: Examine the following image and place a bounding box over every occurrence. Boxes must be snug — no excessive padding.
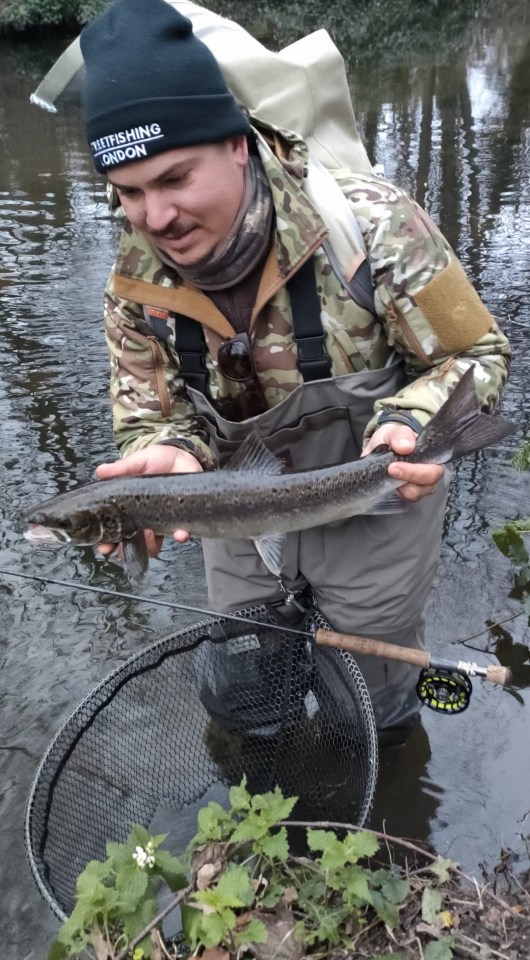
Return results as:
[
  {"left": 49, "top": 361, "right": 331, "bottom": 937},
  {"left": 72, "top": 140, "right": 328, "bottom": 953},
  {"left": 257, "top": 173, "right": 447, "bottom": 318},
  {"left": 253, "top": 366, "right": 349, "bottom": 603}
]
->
[
  {"left": 342, "top": 172, "right": 512, "bottom": 438},
  {"left": 103, "top": 272, "right": 217, "bottom": 469}
]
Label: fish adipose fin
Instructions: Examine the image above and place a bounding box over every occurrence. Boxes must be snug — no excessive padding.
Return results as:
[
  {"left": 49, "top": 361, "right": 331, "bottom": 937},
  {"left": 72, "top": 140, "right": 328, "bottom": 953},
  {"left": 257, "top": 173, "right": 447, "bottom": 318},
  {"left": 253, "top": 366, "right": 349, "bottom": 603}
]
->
[
  {"left": 413, "top": 366, "right": 514, "bottom": 464},
  {"left": 122, "top": 530, "right": 149, "bottom": 581},
  {"left": 253, "top": 533, "right": 286, "bottom": 577},
  {"left": 224, "top": 432, "right": 285, "bottom": 475}
]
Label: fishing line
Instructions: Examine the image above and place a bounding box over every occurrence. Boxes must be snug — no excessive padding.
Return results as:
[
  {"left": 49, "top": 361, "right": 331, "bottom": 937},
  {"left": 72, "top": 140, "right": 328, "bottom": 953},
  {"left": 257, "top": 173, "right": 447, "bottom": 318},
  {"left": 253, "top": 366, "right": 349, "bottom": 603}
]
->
[
  {"left": 1, "top": 567, "right": 513, "bottom": 695},
  {"left": 1, "top": 567, "right": 522, "bottom": 649},
  {"left": 0, "top": 568, "right": 309, "bottom": 636}
]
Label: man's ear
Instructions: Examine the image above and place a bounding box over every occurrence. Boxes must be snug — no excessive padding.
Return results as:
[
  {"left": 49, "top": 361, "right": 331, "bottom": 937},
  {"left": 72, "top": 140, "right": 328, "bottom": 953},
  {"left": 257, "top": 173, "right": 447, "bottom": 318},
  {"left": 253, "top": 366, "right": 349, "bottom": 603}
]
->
[{"left": 232, "top": 133, "right": 249, "bottom": 166}]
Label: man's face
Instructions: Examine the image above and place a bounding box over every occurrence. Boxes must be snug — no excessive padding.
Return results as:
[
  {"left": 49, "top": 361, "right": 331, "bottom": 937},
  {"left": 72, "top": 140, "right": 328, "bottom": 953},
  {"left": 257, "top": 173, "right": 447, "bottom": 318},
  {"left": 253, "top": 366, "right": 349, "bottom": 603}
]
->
[{"left": 107, "top": 137, "right": 248, "bottom": 267}]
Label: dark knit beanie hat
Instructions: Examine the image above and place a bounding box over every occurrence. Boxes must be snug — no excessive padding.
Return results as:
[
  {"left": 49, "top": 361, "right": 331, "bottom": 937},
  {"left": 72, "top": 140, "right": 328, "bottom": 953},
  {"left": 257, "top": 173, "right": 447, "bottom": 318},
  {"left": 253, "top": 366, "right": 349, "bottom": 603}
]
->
[{"left": 80, "top": 0, "right": 251, "bottom": 173}]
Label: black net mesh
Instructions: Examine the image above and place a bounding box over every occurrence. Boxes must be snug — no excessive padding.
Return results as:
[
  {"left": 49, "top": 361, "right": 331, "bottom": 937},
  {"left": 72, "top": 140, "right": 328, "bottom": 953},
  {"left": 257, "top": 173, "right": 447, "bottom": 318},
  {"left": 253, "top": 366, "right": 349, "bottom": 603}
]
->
[{"left": 25, "top": 604, "right": 378, "bottom": 920}]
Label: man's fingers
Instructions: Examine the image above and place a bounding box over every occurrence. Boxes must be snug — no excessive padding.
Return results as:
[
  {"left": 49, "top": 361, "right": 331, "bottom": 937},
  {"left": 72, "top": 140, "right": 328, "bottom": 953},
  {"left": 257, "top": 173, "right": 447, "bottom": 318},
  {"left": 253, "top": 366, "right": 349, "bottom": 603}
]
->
[
  {"left": 174, "top": 530, "right": 191, "bottom": 543},
  {"left": 97, "top": 543, "right": 118, "bottom": 558},
  {"left": 96, "top": 530, "right": 164, "bottom": 560},
  {"left": 397, "top": 482, "right": 436, "bottom": 502},
  {"left": 95, "top": 460, "right": 133, "bottom": 479},
  {"left": 388, "top": 462, "right": 444, "bottom": 485}
]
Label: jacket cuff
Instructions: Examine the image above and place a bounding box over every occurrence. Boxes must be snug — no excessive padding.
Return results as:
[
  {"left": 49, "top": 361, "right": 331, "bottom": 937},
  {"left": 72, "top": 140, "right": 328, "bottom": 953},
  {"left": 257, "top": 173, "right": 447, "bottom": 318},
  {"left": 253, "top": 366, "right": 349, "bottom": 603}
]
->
[
  {"left": 159, "top": 436, "right": 218, "bottom": 471},
  {"left": 375, "top": 410, "right": 425, "bottom": 434}
]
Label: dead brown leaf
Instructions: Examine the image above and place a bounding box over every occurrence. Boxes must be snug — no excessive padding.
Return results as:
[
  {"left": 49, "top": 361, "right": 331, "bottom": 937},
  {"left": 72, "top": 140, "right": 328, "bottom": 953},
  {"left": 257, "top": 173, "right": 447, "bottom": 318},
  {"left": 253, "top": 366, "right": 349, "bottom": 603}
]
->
[{"left": 247, "top": 911, "right": 304, "bottom": 960}]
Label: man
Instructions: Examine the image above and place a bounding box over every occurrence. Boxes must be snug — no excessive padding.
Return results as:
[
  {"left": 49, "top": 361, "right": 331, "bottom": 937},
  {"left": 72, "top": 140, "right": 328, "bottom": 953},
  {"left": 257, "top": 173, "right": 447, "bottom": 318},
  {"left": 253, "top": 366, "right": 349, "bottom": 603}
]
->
[{"left": 79, "top": 0, "right": 511, "bottom": 738}]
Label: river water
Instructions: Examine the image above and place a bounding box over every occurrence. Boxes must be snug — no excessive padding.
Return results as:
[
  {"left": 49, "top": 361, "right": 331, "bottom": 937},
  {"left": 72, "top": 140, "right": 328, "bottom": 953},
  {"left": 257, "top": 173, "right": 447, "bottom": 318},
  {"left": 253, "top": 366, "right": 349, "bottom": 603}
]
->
[{"left": 1, "top": 6, "right": 529, "bottom": 956}]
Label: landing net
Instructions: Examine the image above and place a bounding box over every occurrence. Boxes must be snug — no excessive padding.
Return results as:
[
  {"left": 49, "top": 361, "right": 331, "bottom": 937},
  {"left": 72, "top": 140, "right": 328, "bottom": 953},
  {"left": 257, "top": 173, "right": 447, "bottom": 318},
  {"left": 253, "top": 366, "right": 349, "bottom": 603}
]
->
[{"left": 25, "top": 603, "right": 378, "bottom": 919}]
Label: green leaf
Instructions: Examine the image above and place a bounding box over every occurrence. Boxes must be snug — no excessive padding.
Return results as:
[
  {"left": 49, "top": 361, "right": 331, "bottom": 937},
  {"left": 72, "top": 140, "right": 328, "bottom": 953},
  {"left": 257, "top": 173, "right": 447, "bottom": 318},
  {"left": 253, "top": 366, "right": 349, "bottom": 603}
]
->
[
  {"left": 181, "top": 903, "right": 203, "bottom": 947},
  {"left": 75, "top": 858, "right": 109, "bottom": 897},
  {"left": 422, "top": 886, "right": 443, "bottom": 924},
  {"left": 377, "top": 874, "right": 409, "bottom": 905},
  {"left": 196, "top": 865, "right": 254, "bottom": 911},
  {"left": 115, "top": 862, "right": 149, "bottom": 907},
  {"left": 131, "top": 824, "right": 152, "bottom": 849},
  {"left": 492, "top": 524, "right": 529, "bottom": 564},
  {"left": 306, "top": 829, "right": 336, "bottom": 854},
  {"left": 153, "top": 848, "right": 187, "bottom": 884},
  {"left": 250, "top": 786, "right": 298, "bottom": 825},
  {"left": 260, "top": 827, "right": 289, "bottom": 861},
  {"left": 336, "top": 865, "right": 372, "bottom": 904},
  {"left": 197, "top": 804, "right": 224, "bottom": 840},
  {"left": 234, "top": 917, "right": 268, "bottom": 946},
  {"left": 149, "top": 832, "right": 169, "bottom": 849},
  {"left": 231, "top": 815, "right": 267, "bottom": 844},
  {"left": 511, "top": 444, "right": 530, "bottom": 471},
  {"left": 341, "top": 830, "right": 380, "bottom": 861},
  {"left": 430, "top": 856, "right": 458, "bottom": 884},
  {"left": 106, "top": 840, "right": 133, "bottom": 871},
  {"left": 214, "top": 865, "right": 255, "bottom": 907},
  {"left": 122, "top": 896, "right": 158, "bottom": 942},
  {"left": 314, "top": 906, "right": 349, "bottom": 946},
  {"left": 297, "top": 873, "right": 328, "bottom": 909},
  {"left": 424, "top": 939, "right": 454, "bottom": 960},
  {"left": 47, "top": 940, "right": 70, "bottom": 960},
  {"left": 371, "top": 890, "right": 400, "bottom": 928},
  {"left": 201, "top": 910, "right": 233, "bottom": 947},
  {"left": 260, "top": 877, "right": 286, "bottom": 908},
  {"left": 373, "top": 954, "right": 409, "bottom": 959},
  {"left": 229, "top": 776, "right": 250, "bottom": 811}
]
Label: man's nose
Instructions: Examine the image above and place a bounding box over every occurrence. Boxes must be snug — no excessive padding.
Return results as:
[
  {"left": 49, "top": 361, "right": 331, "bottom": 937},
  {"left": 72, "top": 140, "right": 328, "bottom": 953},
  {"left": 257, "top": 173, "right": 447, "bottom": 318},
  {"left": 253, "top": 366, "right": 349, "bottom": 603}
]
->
[{"left": 144, "top": 191, "right": 176, "bottom": 232}]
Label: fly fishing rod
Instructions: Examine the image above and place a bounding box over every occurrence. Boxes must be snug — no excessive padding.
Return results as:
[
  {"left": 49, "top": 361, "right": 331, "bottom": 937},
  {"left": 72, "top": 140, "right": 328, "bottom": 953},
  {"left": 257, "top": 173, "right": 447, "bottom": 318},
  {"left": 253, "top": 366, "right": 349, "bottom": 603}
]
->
[{"left": 2, "top": 568, "right": 512, "bottom": 712}]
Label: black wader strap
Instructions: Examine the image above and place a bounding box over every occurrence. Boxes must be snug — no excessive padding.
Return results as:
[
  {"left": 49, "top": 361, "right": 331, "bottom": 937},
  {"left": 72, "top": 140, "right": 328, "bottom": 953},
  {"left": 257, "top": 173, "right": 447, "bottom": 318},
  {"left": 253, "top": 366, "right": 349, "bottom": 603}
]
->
[
  {"left": 287, "top": 256, "right": 332, "bottom": 381},
  {"left": 348, "top": 258, "right": 376, "bottom": 315},
  {"left": 164, "top": 255, "right": 331, "bottom": 396},
  {"left": 172, "top": 313, "right": 210, "bottom": 396}
]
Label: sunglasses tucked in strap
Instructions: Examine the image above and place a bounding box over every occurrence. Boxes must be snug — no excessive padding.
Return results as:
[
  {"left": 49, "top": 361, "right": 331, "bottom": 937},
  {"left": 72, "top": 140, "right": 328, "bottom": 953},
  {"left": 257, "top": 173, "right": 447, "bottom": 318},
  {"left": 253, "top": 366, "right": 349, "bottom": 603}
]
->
[{"left": 216, "top": 332, "right": 268, "bottom": 421}]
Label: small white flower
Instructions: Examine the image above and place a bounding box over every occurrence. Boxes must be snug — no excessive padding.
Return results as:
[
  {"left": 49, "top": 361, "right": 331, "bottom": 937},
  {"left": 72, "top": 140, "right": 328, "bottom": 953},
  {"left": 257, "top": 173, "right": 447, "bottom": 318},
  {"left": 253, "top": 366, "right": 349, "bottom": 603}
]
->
[{"left": 132, "top": 844, "right": 156, "bottom": 869}]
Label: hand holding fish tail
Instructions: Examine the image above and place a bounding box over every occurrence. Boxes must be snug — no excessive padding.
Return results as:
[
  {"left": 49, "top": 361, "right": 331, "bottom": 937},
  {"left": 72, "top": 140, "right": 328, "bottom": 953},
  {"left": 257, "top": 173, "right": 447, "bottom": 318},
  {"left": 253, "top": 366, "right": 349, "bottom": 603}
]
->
[
  {"left": 362, "top": 424, "right": 444, "bottom": 502},
  {"left": 94, "top": 443, "right": 203, "bottom": 557}
]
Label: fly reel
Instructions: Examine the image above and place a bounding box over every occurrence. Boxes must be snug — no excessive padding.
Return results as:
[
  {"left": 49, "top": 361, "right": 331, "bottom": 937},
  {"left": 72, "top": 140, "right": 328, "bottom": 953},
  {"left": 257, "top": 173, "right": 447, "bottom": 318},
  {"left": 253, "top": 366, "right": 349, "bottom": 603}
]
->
[{"left": 416, "top": 667, "right": 472, "bottom": 714}]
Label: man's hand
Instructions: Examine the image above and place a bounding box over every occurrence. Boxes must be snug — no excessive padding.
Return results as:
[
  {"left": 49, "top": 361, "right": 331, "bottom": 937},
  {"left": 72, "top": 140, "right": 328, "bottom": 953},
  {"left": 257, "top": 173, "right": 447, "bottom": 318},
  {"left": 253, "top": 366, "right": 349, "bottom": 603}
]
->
[
  {"left": 95, "top": 443, "right": 203, "bottom": 558},
  {"left": 362, "top": 424, "right": 443, "bottom": 501}
]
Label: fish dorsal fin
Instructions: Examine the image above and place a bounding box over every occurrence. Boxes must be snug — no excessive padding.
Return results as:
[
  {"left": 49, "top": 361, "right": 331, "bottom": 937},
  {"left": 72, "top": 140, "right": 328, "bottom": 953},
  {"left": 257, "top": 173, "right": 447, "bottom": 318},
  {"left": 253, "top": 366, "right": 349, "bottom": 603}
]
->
[
  {"left": 253, "top": 533, "right": 286, "bottom": 577},
  {"left": 224, "top": 432, "right": 285, "bottom": 475}
]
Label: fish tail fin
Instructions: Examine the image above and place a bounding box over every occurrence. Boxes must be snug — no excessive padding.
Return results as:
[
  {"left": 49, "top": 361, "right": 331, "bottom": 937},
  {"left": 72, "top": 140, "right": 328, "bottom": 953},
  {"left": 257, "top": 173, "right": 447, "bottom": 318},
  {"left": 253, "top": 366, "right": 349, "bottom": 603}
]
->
[{"left": 413, "top": 366, "right": 514, "bottom": 464}]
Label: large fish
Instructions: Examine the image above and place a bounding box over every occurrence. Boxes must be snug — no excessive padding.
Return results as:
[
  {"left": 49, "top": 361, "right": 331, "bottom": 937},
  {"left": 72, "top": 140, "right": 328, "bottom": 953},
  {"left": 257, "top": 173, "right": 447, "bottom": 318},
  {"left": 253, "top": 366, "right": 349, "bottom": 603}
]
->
[{"left": 23, "top": 368, "right": 514, "bottom": 580}]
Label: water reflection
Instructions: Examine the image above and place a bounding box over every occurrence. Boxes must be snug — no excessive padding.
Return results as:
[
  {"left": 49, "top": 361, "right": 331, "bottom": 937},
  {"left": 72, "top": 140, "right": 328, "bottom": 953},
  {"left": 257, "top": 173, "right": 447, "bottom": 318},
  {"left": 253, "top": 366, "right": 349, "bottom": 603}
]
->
[{"left": 1, "top": 6, "right": 529, "bottom": 957}]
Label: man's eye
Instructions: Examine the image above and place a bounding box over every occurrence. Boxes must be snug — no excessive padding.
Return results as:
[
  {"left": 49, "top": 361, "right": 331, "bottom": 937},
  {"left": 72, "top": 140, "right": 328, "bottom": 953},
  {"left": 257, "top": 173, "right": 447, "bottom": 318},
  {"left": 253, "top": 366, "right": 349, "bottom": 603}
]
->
[{"left": 117, "top": 187, "right": 139, "bottom": 198}]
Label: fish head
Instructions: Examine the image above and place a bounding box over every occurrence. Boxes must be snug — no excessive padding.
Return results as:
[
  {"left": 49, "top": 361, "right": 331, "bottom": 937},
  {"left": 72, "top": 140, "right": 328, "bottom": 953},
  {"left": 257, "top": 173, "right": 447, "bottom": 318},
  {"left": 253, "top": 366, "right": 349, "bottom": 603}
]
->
[{"left": 22, "top": 499, "right": 128, "bottom": 547}]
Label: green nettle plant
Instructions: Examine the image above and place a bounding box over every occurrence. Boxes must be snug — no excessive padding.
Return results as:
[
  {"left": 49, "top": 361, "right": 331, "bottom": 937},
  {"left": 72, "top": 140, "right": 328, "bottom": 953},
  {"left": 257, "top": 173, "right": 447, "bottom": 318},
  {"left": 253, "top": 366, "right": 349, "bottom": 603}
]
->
[
  {"left": 48, "top": 779, "right": 458, "bottom": 960},
  {"left": 492, "top": 442, "right": 530, "bottom": 620}
]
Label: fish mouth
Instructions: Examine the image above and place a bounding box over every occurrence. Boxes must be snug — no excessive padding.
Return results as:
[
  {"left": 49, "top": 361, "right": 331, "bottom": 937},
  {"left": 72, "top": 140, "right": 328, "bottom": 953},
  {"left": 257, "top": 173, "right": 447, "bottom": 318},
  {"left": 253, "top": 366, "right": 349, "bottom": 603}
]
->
[{"left": 23, "top": 524, "right": 72, "bottom": 545}]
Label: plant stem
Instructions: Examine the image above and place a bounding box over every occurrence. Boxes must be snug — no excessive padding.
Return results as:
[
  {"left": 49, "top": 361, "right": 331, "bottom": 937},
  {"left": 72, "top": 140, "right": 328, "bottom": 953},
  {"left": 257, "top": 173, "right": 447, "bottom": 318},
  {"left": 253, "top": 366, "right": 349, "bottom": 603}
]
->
[{"left": 114, "top": 885, "right": 192, "bottom": 960}]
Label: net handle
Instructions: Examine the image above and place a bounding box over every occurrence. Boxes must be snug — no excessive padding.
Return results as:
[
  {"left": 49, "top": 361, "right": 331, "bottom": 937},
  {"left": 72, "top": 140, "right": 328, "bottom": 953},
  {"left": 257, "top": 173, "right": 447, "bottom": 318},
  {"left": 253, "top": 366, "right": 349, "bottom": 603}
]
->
[{"left": 315, "top": 629, "right": 512, "bottom": 687}]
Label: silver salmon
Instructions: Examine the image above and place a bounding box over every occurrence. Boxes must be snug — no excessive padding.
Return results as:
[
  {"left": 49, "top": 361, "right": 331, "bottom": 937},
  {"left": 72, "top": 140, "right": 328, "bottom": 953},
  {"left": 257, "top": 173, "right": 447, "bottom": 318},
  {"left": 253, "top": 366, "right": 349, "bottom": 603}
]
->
[{"left": 23, "top": 368, "right": 514, "bottom": 580}]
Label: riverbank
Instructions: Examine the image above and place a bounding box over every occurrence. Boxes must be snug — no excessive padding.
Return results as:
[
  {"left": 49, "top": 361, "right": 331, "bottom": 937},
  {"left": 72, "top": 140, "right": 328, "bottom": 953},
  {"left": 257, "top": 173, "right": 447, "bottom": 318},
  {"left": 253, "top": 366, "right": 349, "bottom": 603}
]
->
[{"left": 0, "top": 0, "right": 500, "bottom": 65}]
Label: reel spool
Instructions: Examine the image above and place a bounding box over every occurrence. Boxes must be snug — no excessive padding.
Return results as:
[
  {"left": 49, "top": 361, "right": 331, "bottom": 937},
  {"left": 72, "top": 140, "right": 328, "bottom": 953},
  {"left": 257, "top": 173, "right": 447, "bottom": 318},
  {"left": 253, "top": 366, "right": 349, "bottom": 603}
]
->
[{"left": 416, "top": 667, "right": 472, "bottom": 714}]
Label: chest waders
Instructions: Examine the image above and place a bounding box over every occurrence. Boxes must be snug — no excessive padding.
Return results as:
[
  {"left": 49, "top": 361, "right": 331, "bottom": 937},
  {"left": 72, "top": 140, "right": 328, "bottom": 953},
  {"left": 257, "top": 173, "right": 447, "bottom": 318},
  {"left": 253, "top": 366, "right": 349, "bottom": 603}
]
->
[{"left": 171, "top": 259, "right": 449, "bottom": 734}]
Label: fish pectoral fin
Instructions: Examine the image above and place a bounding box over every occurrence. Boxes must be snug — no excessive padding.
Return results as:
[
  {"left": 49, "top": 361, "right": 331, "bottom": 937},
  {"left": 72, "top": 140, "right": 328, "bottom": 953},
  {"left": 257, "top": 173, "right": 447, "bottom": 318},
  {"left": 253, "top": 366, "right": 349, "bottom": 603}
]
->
[
  {"left": 122, "top": 530, "right": 149, "bottom": 581},
  {"left": 365, "top": 492, "right": 408, "bottom": 515},
  {"left": 253, "top": 533, "right": 286, "bottom": 577},
  {"left": 225, "top": 432, "right": 285, "bottom": 476}
]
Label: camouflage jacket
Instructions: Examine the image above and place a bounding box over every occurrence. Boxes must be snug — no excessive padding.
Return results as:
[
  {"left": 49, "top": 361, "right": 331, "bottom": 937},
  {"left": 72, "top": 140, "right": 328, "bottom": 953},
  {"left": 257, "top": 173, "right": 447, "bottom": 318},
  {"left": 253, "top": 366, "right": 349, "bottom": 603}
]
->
[{"left": 104, "top": 124, "right": 511, "bottom": 468}]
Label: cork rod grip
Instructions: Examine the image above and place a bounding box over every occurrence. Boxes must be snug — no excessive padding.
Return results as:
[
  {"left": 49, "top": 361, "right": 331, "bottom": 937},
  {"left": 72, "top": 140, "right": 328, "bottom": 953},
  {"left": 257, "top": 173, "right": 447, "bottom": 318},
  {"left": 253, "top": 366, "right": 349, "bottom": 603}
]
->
[
  {"left": 485, "top": 664, "right": 513, "bottom": 687},
  {"left": 315, "top": 628, "right": 430, "bottom": 668}
]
